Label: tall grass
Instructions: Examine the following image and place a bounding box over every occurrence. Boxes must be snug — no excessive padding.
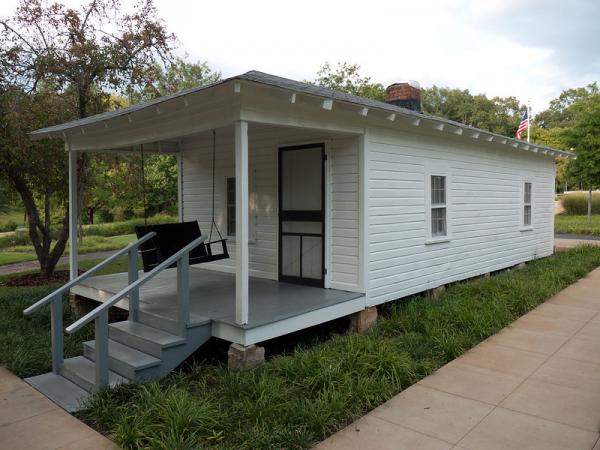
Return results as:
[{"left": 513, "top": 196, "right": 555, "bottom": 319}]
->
[
  {"left": 76, "top": 246, "right": 600, "bottom": 449},
  {"left": 562, "top": 192, "right": 600, "bottom": 215},
  {"left": 0, "top": 286, "right": 94, "bottom": 377}
]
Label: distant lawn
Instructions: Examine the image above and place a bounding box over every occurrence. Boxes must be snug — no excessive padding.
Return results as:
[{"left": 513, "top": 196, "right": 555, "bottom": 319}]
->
[
  {"left": 0, "top": 234, "right": 136, "bottom": 267},
  {"left": 0, "top": 207, "right": 25, "bottom": 232},
  {"left": 555, "top": 214, "right": 600, "bottom": 236},
  {"left": 71, "top": 246, "right": 600, "bottom": 449}
]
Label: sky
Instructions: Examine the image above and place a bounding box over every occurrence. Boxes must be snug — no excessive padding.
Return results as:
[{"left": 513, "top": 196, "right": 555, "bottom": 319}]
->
[{"left": 1, "top": 0, "right": 599, "bottom": 113}]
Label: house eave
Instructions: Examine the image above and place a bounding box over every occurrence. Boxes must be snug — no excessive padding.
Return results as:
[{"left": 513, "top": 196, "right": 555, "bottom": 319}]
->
[{"left": 28, "top": 70, "right": 576, "bottom": 160}]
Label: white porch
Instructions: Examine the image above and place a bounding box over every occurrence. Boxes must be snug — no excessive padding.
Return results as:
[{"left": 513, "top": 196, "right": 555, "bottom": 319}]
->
[{"left": 71, "top": 267, "right": 365, "bottom": 345}]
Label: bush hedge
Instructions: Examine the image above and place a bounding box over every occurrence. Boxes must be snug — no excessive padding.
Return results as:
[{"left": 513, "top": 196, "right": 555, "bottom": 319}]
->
[
  {"left": 561, "top": 192, "right": 600, "bottom": 215},
  {"left": 82, "top": 215, "right": 177, "bottom": 237}
]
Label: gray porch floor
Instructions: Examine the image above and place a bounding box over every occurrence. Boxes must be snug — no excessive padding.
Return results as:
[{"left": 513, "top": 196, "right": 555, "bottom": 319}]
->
[{"left": 71, "top": 267, "right": 363, "bottom": 329}]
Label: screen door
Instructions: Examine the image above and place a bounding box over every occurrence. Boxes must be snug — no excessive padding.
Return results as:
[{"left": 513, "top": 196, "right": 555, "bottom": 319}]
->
[{"left": 278, "top": 144, "right": 325, "bottom": 287}]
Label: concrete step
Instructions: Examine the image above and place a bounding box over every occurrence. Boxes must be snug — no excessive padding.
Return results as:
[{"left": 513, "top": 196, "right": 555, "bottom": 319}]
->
[
  {"left": 60, "top": 356, "right": 128, "bottom": 392},
  {"left": 83, "top": 339, "right": 161, "bottom": 380},
  {"left": 109, "top": 320, "right": 185, "bottom": 358},
  {"left": 25, "top": 372, "right": 90, "bottom": 412}
]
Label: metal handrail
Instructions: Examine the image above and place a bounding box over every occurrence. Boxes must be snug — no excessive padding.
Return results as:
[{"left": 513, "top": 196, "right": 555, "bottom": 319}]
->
[
  {"left": 23, "top": 231, "right": 157, "bottom": 316},
  {"left": 66, "top": 235, "right": 207, "bottom": 334}
]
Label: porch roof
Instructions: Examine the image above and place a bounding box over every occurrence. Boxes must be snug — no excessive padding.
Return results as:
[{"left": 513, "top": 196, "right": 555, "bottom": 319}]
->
[{"left": 30, "top": 70, "right": 575, "bottom": 159}]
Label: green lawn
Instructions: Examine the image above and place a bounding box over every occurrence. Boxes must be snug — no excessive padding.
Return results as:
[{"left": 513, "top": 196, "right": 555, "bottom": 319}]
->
[
  {"left": 69, "top": 247, "right": 600, "bottom": 449},
  {"left": 0, "top": 234, "right": 137, "bottom": 267},
  {"left": 555, "top": 214, "right": 600, "bottom": 236}
]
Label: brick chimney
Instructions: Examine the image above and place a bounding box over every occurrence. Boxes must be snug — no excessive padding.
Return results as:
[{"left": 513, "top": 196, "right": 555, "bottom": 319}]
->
[{"left": 385, "top": 81, "right": 421, "bottom": 112}]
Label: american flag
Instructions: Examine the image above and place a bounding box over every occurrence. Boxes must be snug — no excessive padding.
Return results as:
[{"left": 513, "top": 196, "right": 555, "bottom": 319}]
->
[{"left": 516, "top": 110, "right": 529, "bottom": 140}]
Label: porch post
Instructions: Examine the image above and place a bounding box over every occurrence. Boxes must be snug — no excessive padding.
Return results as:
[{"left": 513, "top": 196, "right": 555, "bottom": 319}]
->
[
  {"left": 68, "top": 144, "right": 78, "bottom": 280},
  {"left": 235, "top": 120, "right": 249, "bottom": 325}
]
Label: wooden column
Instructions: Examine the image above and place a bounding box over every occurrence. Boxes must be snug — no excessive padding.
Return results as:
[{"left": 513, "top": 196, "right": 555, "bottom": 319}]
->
[
  {"left": 68, "top": 145, "right": 78, "bottom": 280},
  {"left": 235, "top": 121, "right": 249, "bottom": 325}
]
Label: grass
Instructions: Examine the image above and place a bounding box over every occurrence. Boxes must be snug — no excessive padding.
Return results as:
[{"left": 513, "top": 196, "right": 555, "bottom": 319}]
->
[
  {"left": 561, "top": 192, "right": 600, "bottom": 215},
  {"left": 0, "top": 253, "right": 139, "bottom": 377},
  {"left": 63, "top": 246, "right": 600, "bottom": 449},
  {"left": 555, "top": 214, "right": 600, "bottom": 236},
  {"left": 0, "top": 234, "right": 137, "bottom": 267},
  {"left": 82, "top": 215, "right": 177, "bottom": 237},
  {"left": 0, "top": 206, "right": 25, "bottom": 232}
]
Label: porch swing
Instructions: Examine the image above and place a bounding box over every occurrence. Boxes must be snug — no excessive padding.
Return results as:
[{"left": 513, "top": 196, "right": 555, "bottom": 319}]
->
[{"left": 135, "top": 130, "right": 230, "bottom": 272}]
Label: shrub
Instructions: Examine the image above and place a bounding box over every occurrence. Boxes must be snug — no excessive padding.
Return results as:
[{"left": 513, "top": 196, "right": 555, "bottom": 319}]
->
[
  {"left": 562, "top": 192, "right": 600, "bottom": 215},
  {"left": 0, "top": 220, "right": 19, "bottom": 233},
  {"left": 82, "top": 215, "right": 177, "bottom": 237}
]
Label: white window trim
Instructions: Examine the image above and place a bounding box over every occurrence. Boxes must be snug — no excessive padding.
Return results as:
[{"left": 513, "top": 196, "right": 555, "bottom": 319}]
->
[
  {"left": 223, "top": 166, "right": 257, "bottom": 244},
  {"left": 425, "top": 169, "right": 452, "bottom": 245},
  {"left": 520, "top": 179, "right": 534, "bottom": 232}
]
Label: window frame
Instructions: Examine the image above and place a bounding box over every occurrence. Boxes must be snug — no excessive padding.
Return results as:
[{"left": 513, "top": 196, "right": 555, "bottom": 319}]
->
[
  {"left": 226, "top": 176, "right": 236, "bottom": 237},
  {"left": 222, "top": 167, "right": 257, "bottom": 243},
  {"left": 521, "top": 180, "right": 534, "bottom": 231},
  {"left": 425, "top": 170, "right": 451, "bottom": 244}
]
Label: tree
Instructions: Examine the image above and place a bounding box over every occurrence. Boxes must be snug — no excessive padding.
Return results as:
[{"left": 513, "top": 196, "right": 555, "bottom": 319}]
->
[
  {"left": 313, "top": 62, "right": 385, "bottom": 101},
  {"left": 565, "top": 91, "right": 600, "bottom": 221},
  {"left": 0, "top": 87, "right": 72, "bottom": 275},
  {"left": 0, "top": 0, "right": 176, "bottom": 274},
  {"left": 421, "top": 86, "right": 523, "bottom": 136},
  {"left": 136, "top": 57, "right": 221, "bottom": 101}
]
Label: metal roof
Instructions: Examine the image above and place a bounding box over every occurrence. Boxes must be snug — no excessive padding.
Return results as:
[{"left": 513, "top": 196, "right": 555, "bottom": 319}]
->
[{"left": 30, "top": 70, "right": 575, "bottom": 158}]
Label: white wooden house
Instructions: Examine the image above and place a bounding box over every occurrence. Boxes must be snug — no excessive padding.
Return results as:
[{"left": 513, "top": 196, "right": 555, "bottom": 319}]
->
[{"left": 23, "top": 71, "right": 574, "bottom": 409}]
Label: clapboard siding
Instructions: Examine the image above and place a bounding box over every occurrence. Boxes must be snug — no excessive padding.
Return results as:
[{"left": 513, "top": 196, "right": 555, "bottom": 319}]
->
[
  {"left": 181, "top": 126, "right": 361, "bottom": 289},
  {"left": 329, "top": 138, "right": 360, "bottom": 290},
  {"left": 366, "top": 127, "right": 555, "bottom": 306}
]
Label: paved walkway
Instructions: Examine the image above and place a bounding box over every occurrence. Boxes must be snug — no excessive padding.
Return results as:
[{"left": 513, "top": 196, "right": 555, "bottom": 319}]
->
[
  {"left": 317, "top": 268, "right": 600, "bottom": 450},
  {"left": 0, "top": 367, "right": 116, "bottom": 449},
  {"left": 0, "top": 250, "right": 116, "bottom": 276},
  {"left": 555, "top": 237, "right": 600, "bottom": 251}
]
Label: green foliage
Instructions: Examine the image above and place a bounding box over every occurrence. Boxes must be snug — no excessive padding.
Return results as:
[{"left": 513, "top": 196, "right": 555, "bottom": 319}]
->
[
  {"left": 421, "top": 86, "right": 523, "bottom": 136},
  {"left": 0, "top": 287, "right": 93, "bottom": 377},
  {"left": 561, "top": 193, "right": 600, "bottom": 215},
  {"left": 566, "top": 90, "right": 600, "bottom": 191},
  {"left": 133, "top": 57, "right": 222, "bottom": 101},
  {"left": 82, "top": 215, "right": 177, "bottom": 237},
  {"left": 75, "top": 247, "right": 600, "bottom": 449},
  {"left": 313, "top": 62, "right": 385, "bottom": 101},
  {"left": 555, "top": 215, "right": 600, "bottom": 236}
]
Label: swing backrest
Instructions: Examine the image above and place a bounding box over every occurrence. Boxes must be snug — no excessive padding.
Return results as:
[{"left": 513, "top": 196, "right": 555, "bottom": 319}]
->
[{"left": 135, "top": 221, "right": 208, "bottom": 271}]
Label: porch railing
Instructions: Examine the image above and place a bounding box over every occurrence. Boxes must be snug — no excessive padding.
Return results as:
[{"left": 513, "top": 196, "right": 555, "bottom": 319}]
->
[
  {"left": 23, "top": 232, "right": 157, "bottom": 376},
  {"left": 65, "top": 235, "right": 207, "bottom": 388}
]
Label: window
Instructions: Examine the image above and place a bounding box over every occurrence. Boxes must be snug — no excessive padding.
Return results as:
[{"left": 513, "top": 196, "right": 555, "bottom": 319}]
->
[
  {"left": 226, "top": 177, "right": 236, "bottom": 236},
  {"left": 431, "top": 175, "right": 447, "bottom": 237},
  {"left": 523, "top": 182, "right": 532, "bottom": 227}
]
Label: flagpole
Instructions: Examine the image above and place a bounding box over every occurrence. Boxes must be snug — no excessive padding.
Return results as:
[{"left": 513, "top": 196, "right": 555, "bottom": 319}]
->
[{"left": 527, "top": 101, "right": 531, "bottom": 143}]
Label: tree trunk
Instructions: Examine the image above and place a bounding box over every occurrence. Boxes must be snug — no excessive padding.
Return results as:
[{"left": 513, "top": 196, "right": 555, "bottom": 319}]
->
[
  {"left": 7, "top": 169, "right": 70, "bottom": 277},
  {"left": 589, "top": 186, "right": 593, "bottom": 224}
]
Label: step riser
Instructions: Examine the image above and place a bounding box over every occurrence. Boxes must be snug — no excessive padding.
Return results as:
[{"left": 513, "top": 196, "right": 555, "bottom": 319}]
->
[
  {"left": 108, "top": 326, "right": 165, "bottom": 358},
  {"left": 61, "top": 364, "right": 96, "bottom": 393},
  {"left": 137, "top": 311, "right": 182, "bottom": 335},
  {"left": 83, "top": 340, "right": 161, "bottom": 381},
  {"left": 83, "top": 346, "right": 138, "bottom": 380}
]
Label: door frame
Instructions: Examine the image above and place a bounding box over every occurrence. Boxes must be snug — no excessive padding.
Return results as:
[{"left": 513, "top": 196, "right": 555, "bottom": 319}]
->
[{"left": 278, "top": 143, "right": 326, "bottom": 287}]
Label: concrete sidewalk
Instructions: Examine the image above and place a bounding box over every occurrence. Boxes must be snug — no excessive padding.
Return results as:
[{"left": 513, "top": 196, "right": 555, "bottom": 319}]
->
[
  {"left": 0, "top": 367, "right": 116, "bottom": 450},
  {"left": 555, "top": 237, "right": 600, "bottom": 251},
  {"left": 317, "top": 268, "right": 600, "bottom": 450}
]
